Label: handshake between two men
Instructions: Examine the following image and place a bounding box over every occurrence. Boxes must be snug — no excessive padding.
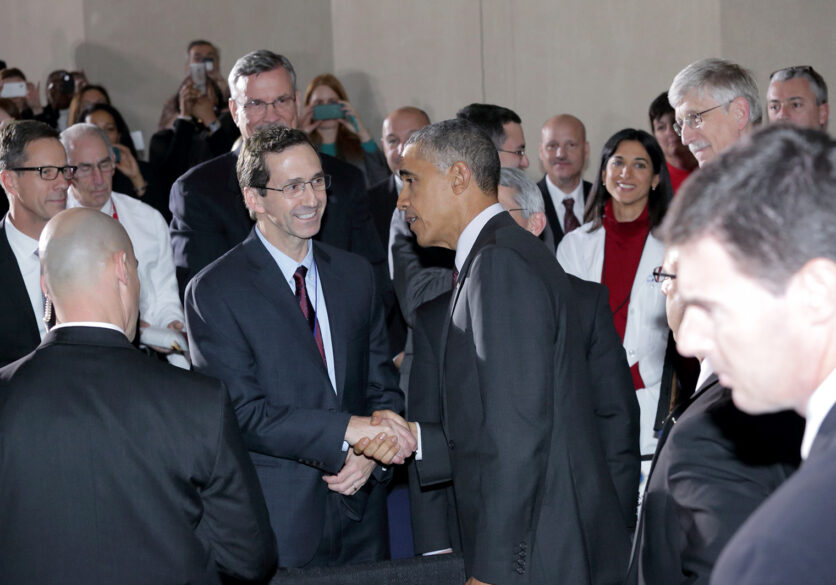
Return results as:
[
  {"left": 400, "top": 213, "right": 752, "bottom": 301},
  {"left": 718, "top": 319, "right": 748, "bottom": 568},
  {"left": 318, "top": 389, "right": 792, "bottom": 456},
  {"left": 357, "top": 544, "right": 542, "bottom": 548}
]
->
[{"left": 324, "top": 411, "right": 418, "bottom": 496}]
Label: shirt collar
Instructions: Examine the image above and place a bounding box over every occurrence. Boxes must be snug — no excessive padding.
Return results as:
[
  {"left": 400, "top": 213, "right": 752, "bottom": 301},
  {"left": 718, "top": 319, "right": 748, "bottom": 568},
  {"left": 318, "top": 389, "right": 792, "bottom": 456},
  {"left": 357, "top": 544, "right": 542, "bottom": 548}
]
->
[
  {"left": 801, "top": 367, "right": 836, "bottom": 459},
  {"left": 546, "top": 174, "right": 584, "bottom": 203},
  {"left": 454, "top": 203, "right": 505, "bottom": 272},
  {"left": 66, "top": 188, "right": 113, "bottom": 214},
  {"left": 4, "top": 213, "right": 40, "bottom": 258},
  {"left": 52, "top": 321, "right": 126, "bottom": 336},
  {"left": 255, "top": 226, "right": 314, "bottom": 284}
]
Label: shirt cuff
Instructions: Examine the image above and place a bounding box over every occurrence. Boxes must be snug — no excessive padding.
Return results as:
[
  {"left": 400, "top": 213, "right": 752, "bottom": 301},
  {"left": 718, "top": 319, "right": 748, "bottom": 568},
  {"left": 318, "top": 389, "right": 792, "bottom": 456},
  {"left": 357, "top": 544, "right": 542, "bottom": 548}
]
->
[
  {"left": 414, "top": 421, "right": 423, "bottom": 461},
  {"left": 361, "top": 139, "right": 378, "bottom": 154}
]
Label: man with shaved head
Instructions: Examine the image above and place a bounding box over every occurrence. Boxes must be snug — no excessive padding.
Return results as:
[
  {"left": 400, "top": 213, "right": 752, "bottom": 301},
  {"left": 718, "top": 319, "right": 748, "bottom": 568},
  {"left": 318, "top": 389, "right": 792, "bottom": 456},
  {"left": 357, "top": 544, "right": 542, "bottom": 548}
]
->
[
  {"left": 0, "top": 207, "right": 276, "bottom": 585},
  {"left": 537, "top": 114, "right": 591, "bottom": 249}
]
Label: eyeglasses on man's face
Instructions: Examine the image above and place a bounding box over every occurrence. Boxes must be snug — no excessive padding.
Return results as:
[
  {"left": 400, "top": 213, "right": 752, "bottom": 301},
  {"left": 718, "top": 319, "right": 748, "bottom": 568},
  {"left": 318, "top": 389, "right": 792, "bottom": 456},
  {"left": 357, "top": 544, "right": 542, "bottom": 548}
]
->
[
  {"left": 240, "top": 95, "right": 296, "bottom": 118},
  {"left": 673, "top": 102, "right": 729, "bottom": 136},
  {"left": 74, "top": 158, "right": 115, "bottom": 178},
  {"left": 257, "top": 174, "right": 331, "bottom": 199},
  {"left": 11, "top": 165, "right": 77, "bottom": 180}
]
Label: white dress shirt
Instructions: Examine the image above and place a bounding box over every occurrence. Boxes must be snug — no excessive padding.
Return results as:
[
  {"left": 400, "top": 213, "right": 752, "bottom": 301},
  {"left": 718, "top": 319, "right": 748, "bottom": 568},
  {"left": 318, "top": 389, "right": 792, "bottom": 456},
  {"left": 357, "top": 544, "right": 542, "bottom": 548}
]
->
[
  {"left": 53, "top": 321, "right": 126, "bottom": 336},
  {"left": 67, "top": 190, "right": 185, "bottom": 330},
  {"left": 4, "top": 216, "right": 46, "bottom": 339},
  {"left": 545, "top": 175, "right": 584, "bottom": 231},
  {"left": 255, "top": 228, "right": 337, "bottom": 392},
  {"left": 801, "top": 367, "right": 836, "bottom": 460}
]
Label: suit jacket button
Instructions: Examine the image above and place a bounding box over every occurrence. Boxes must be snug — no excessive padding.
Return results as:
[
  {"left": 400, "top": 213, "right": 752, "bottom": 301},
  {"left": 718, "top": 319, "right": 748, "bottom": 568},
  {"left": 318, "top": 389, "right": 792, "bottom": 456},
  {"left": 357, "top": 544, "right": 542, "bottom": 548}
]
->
[{"left": 447, "top": 440, "right": 455, "bottom": 450}]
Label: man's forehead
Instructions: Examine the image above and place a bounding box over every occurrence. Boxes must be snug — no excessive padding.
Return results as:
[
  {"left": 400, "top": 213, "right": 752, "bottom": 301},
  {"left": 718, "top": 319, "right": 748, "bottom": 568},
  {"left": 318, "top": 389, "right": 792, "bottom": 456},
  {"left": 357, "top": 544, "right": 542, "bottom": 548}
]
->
[
  {"left": 675, "top": 89, "right": 719, "bottom": 114},
  {"left": 24, "top": 138, "right": 65, "bottom": 162},
  {"left": 264, "top": 145, "right": 320, "bottom": 174},
  {"left": 768, "top": 77, "right": 813, "bottom": 98},
  {"left": 237, "top": 69, "right": 292, "bottom": 97}
]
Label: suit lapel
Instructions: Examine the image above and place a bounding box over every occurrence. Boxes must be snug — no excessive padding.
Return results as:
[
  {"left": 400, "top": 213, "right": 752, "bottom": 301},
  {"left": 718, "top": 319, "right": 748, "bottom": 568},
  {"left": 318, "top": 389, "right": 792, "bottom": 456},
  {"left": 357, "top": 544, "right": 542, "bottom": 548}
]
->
[
  {"left": 438, "top": 213, "right": 506, "bottom": 433},
  {"left": 0, "top": 219, "right": 41, "bottom": 343},
  {"left": 242, "top": 233, "right": 336, "bottom": 401},
  {"left": 313, "top": 244, "right": 347, "bottom": 402}
]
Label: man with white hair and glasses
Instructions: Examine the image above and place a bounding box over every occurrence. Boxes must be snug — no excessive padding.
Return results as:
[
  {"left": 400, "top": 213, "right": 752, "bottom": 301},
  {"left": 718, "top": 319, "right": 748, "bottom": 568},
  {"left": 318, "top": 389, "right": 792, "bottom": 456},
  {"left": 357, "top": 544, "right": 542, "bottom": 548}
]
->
[{"left": 668, "top": 58, "right": 761, "bottom": 167}]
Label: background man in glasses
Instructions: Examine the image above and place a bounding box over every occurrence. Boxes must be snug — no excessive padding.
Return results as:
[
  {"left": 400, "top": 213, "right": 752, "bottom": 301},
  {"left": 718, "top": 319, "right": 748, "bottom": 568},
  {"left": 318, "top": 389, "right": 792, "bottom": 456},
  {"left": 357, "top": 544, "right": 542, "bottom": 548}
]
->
[
  {"left": 185, "top": 126, "right": 413, "bottom": 571},
  {"left": 456, "top": 103, "right": 530, "bottom": 170},
  {"left": 169, "top": 49, "right": 384, "bottom": 300},
  {"left": 668, "top": 58, "right": 761, "bottom": 167},
  {"left": 767, "top": 65, "right": 829, "bottom": 131},
  {"left": 0, "top": 120, "right": 72, "bottom": 366},
  {"left": 61, "top": 123, "right": 187, "bottom": 367}
]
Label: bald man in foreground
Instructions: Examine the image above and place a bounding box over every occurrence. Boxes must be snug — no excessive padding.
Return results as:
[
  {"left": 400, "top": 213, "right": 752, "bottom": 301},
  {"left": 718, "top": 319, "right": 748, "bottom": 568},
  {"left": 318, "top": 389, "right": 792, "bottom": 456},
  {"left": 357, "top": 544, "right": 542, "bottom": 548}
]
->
[{"left": 0, "top": 208, "right": 276, "bottom": 585}]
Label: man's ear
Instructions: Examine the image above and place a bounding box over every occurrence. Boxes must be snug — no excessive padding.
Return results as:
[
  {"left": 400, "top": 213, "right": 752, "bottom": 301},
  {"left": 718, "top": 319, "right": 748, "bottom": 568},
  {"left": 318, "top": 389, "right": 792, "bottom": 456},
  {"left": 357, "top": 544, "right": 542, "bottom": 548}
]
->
[
  {"left": 228, "top": 97, "right": 238, "bottom": 126},
  {"left": 115, "top": 250, "right": 129, "bottom": 285},
  {"left": 450, "top": 161, "right": 471, "bottom": 195},
  {"left": 242, "top": 186, "right": 264, "bottom": 216},
  {"left": 0, "top": 169, "right": 18, "bottom": 198},
  {"left": 818, "top": 102, "right": 829, "bottom": 130},
  {"left": 730, "top": 96, "right": 751, "bottom": 130},
  {"left": 527, "top": 211, "right": 547, "bottom": 238},
  {"left": 790, "top": 258, "right": 836, "bottom": 325}
]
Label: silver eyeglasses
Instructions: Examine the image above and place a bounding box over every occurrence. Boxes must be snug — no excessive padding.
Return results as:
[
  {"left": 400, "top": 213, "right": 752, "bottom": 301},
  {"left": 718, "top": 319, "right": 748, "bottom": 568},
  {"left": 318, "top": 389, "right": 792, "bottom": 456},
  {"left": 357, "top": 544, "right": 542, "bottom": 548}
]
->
[
  {"left": 673, "top": 102, "right": 729, "bottom": 136},
  {"left": 257, "top": 175, "right": 331, "bottom": 198}
]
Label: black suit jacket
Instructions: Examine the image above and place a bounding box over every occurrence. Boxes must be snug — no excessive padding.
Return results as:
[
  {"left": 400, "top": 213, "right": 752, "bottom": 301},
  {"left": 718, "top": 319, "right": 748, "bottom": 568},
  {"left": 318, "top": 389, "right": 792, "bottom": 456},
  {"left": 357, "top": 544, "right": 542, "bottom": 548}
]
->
[
  {"left": 0, "top": 326, "right": 276, "bottom": 584},
  {"left": 406, "top": 268, "right": 640, "bottom": 557},
  {"left": 0, "top": 217, "right": 41, "bottom": 367},
  {"left": 169, "top": 150, "right": 385, "bottom": 298},
  {"left": 537, "top": 176, "right": 592, "bottom": 249},
  {"left": 711, "top": 402, "right": 836, "bottom": 585},
  {"left": 367, "top": 174, "right": 399, "bottom": 252},
  {"left": 406, "top": 291, "right": 461, "bottom": 555},
  {"left": 627, "top": 374, "right": 803, "bottom": 585},
  {"left": 185, "top": 231, "right": 403, "bottom": 568},
  {"left": 417, "top": 211, "right": 630, "bottom": 585}
]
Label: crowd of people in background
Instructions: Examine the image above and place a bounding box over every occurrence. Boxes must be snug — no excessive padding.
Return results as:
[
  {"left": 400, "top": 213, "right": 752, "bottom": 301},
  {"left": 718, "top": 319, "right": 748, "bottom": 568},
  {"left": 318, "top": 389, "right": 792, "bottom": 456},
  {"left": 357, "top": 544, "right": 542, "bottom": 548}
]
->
[{"left": 1, "top": 40, "right": 835, "bottom": 585}]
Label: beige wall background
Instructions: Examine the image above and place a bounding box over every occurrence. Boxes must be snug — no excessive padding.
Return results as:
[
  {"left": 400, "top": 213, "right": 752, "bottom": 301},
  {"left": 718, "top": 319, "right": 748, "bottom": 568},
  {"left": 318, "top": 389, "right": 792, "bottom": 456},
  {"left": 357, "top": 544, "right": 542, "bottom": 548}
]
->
[{"left": 2, "top": 0, "right": 834, "bottom": 182}]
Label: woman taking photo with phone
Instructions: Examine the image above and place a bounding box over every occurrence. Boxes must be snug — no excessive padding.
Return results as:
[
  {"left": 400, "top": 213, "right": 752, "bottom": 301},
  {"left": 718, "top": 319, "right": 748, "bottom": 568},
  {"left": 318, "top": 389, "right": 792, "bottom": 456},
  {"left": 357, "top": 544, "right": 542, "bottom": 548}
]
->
[
  {"left": 557, "top": 128, "right": 673, "bottom": 496},
  {"left": 300, "top": 73, "right": 387, "bottom": 186}
]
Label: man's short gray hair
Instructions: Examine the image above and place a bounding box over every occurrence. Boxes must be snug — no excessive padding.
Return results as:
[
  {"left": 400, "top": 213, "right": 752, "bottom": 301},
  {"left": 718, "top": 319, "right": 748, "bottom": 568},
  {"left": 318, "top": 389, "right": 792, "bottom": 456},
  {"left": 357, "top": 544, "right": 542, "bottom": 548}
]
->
[
  {"left": 499, "top": 167, "right": 543, "bottom": 219},
  {"left": 60, "top": 123, "right": 113, "bottom": 154},
  {"left": 228, "top": 50, "right": 296, "bottom": 101},
  {"left": 770, "top": 66, "right": 828, "bottom": 105},
  {"left": 405, "top": 119, "right": 500, "bottom": 195},
  {"left": 669, "top": 58, "right": 762, "bottom": 126}
]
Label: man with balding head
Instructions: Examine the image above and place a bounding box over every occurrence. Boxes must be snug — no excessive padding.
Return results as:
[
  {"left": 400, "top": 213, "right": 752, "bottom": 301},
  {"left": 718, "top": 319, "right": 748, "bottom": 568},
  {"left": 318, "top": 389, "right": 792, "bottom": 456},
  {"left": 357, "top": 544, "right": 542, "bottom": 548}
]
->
[
  {"left": 0, "top": 208, "right": 276, "bottom": 585},
  {"left": 668, "top": 58, "right": 761, "bottom": 167},
  {"left": 537, "top": 114, "right": 591, "bottom": 249}
]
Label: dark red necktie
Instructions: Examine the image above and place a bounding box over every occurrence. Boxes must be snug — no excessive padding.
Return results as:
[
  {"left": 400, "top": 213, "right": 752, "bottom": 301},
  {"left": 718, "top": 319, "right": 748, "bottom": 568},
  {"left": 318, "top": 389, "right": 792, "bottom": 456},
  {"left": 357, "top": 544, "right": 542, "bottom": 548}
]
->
[
  {"left": 293, "top": 266, "right": 326, "bottom": 365},
  {"left": 452, "top": 269, "right": 459, "bottom": 289},
  {"left": 562, "top": 198, "right": 581, "bottom": 234}
]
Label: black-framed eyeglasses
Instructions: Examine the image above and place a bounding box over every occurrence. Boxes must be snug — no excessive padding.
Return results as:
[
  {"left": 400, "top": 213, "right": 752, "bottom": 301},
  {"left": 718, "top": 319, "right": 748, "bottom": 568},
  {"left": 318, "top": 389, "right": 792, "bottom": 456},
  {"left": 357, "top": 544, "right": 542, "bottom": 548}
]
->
[
  {"left": 11, "top": 165, "right": 77, "bottom": 180},
  {"left": 498, "top": 148, "right": 526, "bottom": 158},
  {"left": 257, "top": 175, "right": 331, "bottom": 199},
  {"left": 652, "top": 266, "right": 676, "bottom": 283},
  {"left": 240, "top": 95, "right": 295, "bottom": 117},
  {"left": 673, "top": 103, "right": 728, "bottom": 136}
]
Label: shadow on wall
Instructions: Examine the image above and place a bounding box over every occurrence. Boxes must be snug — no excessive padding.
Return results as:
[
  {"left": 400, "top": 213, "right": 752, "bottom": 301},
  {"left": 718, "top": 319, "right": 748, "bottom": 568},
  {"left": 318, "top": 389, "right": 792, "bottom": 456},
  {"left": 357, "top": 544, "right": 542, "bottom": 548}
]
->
[{"left": 74, "top": 41, "right": 183, "bottom": 154}]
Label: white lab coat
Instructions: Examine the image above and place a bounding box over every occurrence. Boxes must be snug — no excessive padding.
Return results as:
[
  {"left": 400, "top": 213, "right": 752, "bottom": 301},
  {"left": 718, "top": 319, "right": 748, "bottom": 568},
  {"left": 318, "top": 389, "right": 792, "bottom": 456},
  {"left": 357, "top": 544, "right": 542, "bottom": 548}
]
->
[{"left": 557, "top": 222, "right": 669, "bottom": 487}]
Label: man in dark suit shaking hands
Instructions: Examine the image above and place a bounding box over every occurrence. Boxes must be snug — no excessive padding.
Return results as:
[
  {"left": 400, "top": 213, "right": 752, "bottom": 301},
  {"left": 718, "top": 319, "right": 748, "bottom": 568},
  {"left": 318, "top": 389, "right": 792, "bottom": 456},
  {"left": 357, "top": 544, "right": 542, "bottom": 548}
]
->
[
  {"left": 0, "top": 208, "right": 276, "bottom": 585},
  {"left": 185, "top": 126, "right": 415, "bottom": 569},
  {"left": 367, "top": 119, "right": 630, "bottom": 585},
  {"left": 662, "top": 125, "right": 836, "bottom": 585}
]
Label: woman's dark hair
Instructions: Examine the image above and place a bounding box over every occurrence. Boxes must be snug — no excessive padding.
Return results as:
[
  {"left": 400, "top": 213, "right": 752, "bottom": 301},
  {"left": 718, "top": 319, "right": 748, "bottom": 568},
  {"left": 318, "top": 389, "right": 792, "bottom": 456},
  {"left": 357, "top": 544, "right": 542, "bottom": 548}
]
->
[
  {"left": 79, "top": 102, "right": 137, "bottom": 158},
  {"left": 583, "top": 128, "right": 672, "bottom": 230},
  {"left": 68, "top": 84, "right": 111, "bottom": 126}
]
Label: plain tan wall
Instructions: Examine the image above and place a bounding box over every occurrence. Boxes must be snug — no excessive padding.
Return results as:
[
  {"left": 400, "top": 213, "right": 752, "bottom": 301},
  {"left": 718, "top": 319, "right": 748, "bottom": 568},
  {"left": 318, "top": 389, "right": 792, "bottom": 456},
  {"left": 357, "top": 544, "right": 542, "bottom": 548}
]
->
[{"left": 2, "top": 0, "right": 835, "bottom": 182}]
